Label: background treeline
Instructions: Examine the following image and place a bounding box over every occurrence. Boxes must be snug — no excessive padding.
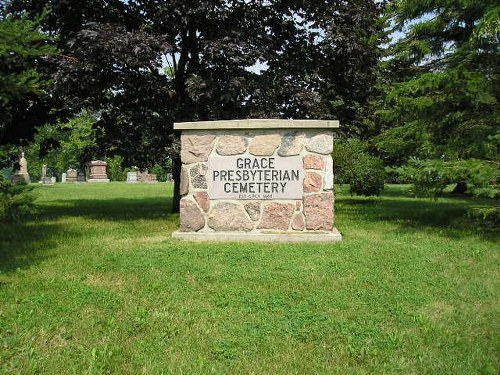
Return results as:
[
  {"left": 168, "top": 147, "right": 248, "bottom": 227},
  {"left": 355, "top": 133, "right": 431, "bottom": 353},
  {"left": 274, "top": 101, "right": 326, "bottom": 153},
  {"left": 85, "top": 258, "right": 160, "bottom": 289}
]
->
[{"left": 0, "top": 1, "right": 498, "bottom": 205}]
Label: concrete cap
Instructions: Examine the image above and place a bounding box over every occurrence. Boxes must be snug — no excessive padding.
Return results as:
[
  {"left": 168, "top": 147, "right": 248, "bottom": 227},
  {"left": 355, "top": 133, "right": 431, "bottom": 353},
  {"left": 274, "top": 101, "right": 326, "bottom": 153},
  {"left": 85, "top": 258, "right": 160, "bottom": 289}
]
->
[{"left": 174, "top": 119, "right": 340, "bottom": 130}]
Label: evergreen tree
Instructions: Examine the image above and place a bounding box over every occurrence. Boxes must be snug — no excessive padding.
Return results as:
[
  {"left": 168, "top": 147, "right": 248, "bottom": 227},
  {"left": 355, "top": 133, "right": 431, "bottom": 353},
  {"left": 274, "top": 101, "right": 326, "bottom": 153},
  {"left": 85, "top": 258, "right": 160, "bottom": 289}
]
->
[
  {"left": 0, "top": 14, "right": 58, "bottom": 160},
  {"left": 377, "top": 0, "right": 499, "bottom": 165}
]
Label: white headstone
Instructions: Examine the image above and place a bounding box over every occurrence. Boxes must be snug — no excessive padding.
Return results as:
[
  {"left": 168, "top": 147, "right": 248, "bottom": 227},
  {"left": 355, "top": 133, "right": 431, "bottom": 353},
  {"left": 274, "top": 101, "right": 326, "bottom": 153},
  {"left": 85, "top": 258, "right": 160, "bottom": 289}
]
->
[
  {"left": 127, "top": 171, "right": 138, "bottom": 183},
  {"left": 61, "top": 173, "right": 67, "bottom": 183}
]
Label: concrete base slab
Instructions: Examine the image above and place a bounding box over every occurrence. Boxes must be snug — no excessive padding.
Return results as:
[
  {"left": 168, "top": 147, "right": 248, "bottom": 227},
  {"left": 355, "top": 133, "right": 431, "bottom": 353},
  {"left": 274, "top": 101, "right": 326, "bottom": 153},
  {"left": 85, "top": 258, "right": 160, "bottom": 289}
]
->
[
  {"left": 87, "top": 179, "right": 110, "bottom": 183},
  {"left": 172, "top": 229, "right": 342, "bottom": 243}
]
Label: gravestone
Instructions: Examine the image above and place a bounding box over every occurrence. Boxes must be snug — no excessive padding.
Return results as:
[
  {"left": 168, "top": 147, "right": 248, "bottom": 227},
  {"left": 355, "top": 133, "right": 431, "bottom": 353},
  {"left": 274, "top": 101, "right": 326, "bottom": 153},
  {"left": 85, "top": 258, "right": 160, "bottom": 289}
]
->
[
  {"left": 39, "top": 164, "right": 53, "bottom": 185},
  {"left": 127, "top": 171, "right": 138, "bottom": 183},
  {"left": 77, "top": 171, "right": 86, "bottom": 182},
  {"left": 61, "top": 172, "right": 67, "bottom": 183},
  {"left": 12, "top": 152, "right": 30, "bottom": 184},
  {"left": 146, "top": 173, "right": 158, "bottom": 183},
  {"left": 136, "top": 169, "right": 158, "bottom": 183},
  {"left": 137, "top": 169, "right": 149, "bottom": 183},
  {"left": 66, "top": 169, "right": 77, "bottom": 183},
  {"left": 172, "top": 119, "right": 342, "bottom": 243},
  {"left": 88, "top": 160, "right": 109, "bottom": 182}
]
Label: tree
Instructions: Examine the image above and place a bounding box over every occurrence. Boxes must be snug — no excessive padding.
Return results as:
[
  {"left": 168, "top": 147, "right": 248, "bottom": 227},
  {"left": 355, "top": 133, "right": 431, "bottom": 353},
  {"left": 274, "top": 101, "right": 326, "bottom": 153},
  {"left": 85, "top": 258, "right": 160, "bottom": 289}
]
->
[
  {"left": 6, "top": 0, "right": 384, "bottom": 210},
  {"left": 0, "top": 13, "right": 58, "bottom": 163},
  {"left": 27, "top": 112, "right": 99, "bottom": 180},
  {"left": 376, "top": 0, "right": 499, "bottom": 165}
]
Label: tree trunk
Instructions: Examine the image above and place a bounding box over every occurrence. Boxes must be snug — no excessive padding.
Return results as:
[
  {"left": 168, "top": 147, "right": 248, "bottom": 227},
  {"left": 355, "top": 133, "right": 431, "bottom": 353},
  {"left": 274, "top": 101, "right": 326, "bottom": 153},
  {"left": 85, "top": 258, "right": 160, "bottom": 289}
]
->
[{"left": 171, "top": 155, "right": 181, "bottom": 213}]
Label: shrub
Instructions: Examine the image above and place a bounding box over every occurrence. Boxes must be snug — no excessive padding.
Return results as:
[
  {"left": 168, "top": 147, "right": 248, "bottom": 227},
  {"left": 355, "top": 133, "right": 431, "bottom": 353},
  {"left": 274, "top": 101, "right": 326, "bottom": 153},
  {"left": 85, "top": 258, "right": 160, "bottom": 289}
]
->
[
  {"left": 397, "top": 158, "right": 499, "bottom": 199},
  {"left": 150, "top": 160, "right": 173, "bottom": 182},
  {"left": 107, "top": 155, "right": 127, "bottom": 181},
  {"left": 467, "top": 206, "right": 500, "bottom": 230},
  {"left": 0, "top": 176, "right": 37, "bottom": 222},
  {"left": 333, "top": 139, "right": 385, "bottom": 196}
]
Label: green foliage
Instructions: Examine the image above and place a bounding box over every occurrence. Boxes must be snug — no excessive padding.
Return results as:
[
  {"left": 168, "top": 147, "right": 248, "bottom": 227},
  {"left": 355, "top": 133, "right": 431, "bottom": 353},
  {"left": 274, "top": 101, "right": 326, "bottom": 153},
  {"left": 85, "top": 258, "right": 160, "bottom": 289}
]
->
[
  {"left": 149, "top": 161, "right": 172, "bottom": 182},
  {"left": 378, "top": 0, "right": 499, "bottom": 164},
  {"left": 106, "top": 155, "right": 126, "bottom": 181},
  {"left": 0, "top": 14, "right": 58, "bottom": 149},
  {"left": 27, "top": 112, "right": 98, "bottom": 178},
  {"left": 333, "top": 139, "right": 385, "bottom": 196},
  {"left": 467, "top": 205, "right": 500, "bottom": 227},
  {"left": 397, "top": 158, "right": 500, "bottom": 199},
  {"left": 0, "top": 175, "right": 36, "bottom": 222}
]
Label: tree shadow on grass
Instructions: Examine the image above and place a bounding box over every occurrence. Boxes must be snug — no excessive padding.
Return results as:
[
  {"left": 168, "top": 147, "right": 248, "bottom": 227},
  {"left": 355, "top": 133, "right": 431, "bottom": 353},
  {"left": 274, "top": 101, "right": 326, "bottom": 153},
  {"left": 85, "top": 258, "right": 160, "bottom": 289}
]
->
[
  {"left": 0, "top": 222, "right": 72, "bottom": 274},
  {"left": 337, "top": 196, "right": 499, "bottom": 241},
  {"left": 0, "top": 197, "right": 178, "bottom": 274},
  {"left": 39, "top": 196, "right": 177, "bottom": 222}
]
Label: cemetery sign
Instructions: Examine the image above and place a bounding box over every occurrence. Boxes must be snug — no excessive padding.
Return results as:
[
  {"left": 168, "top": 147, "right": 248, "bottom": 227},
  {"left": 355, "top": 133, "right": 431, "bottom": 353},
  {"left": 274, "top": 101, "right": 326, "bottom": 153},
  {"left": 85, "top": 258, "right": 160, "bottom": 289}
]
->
[
  {"left": 172, "top": 119, "right": 342, "bottom": 243},
  {"left": 208, "top": 156, "right": 303, "bottom": 199}
]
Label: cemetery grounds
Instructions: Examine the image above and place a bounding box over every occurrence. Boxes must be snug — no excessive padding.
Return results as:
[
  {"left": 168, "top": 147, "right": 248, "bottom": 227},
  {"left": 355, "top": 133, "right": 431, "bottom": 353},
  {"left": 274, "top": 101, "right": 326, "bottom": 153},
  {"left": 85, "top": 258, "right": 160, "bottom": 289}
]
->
[{"left": 0, "top": 183, "right": 498, "bottom": 374}]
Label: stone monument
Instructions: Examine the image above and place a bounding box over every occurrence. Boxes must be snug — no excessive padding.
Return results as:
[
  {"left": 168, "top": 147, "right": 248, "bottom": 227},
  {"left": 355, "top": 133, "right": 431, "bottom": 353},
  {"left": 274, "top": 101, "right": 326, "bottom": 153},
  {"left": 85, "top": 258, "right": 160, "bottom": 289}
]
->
[
  {"left": 12, "top": 152, "right": 30, "bottom": 184},
  {"left": 88, "top": 160, "right": 109, "bottom": 182},
  {"left": 61, "top": 172, "right": 67, "bottom": 183},
  {"left": 39, "top": 164, "right": 53, "bottom": 185},
  {"left": 77, "top": 171, "right": 86, "bottom": 182},
  {"left": 172, "top": 119, "right": 342, "bottom": 243},
  {"left": 66, "top": 169, "right": 77, "bottom": 183},
  {"left": 127, "top": 171, "right": 138, "bottom": 183},
  {"left": 146, "top": 173, "right": 158, "bottom": 183}
]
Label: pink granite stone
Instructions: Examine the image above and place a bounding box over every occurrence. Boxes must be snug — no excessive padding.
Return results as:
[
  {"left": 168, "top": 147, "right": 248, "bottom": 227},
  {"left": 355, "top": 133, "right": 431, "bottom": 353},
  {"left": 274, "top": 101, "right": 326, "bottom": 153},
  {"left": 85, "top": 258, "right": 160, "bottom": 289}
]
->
[
  {"left": 179, "top": 198, "right": 205, "bottom": 232},
  {"left": 257, "top": 202, "right": 295, "bottom": 231},
  {"left": 305, "top": 132, "right": 333, "bottom": 155},
  {"left": 249, "top": 134, "right": 281, "bottom": 156},
  {"left": 216, "top": 135, "right": 248, "bottom": 155},
  {"left": 291, "top": 213, "right": 305, "bottom": 231},
  {"left": 303, "top": 154, "right": 325, "bottom": 170},
  {"left": 303, "top": 192, "right": 334, "bottom": 231},
  {"left": 181, "top": 133, "right": 216, "bottom": 163},
  {"left": 194, "top": 191, "right": 210, "bottom": 212},
  {"left": 180, "top": 166, "right": 189, "bottom": 195},
  {"left": 304, "top": 171, "right": 322, "bottom": 193},
  {"left": 208, "top": 202, "right": 254, "bottom": 232},
  {"left": 296, "top": 201, "right": 302, "bottom": 211}
]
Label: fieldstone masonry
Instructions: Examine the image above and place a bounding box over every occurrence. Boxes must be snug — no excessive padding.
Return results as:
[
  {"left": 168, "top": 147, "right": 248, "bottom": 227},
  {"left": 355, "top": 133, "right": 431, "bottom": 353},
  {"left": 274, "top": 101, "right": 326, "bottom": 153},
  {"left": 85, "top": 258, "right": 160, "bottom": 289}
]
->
[{"left": 172, "top": 119, "right": 342, "bottom": 242}]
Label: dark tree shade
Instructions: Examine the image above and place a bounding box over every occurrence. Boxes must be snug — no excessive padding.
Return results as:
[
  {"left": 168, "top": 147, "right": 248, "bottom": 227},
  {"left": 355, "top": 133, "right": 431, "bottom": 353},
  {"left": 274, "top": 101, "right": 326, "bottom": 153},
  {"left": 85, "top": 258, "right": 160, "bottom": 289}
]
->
[{"left": 5, "top": 0, "right": 384, "bottom": 210}]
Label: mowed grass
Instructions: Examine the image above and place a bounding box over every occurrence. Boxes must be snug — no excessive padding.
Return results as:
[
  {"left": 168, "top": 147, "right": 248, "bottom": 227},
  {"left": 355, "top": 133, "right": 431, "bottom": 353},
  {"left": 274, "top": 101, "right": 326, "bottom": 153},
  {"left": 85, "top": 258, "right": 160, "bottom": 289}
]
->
[{"left": 0, "top": 183, "right": 498, "bottom": 374}]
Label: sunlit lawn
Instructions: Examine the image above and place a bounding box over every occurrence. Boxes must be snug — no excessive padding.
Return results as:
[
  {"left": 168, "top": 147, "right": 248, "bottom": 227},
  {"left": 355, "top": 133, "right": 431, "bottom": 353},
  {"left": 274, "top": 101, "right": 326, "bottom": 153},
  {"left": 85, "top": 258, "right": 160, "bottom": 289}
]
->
[{"left": 0, "top": 183, "right": 498, "bottom": 374}]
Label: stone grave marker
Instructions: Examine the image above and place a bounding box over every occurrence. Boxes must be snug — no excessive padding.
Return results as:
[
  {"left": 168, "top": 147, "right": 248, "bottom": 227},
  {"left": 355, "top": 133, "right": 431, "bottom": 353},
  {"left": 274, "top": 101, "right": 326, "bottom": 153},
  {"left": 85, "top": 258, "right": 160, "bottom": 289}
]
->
[
  {"left": 66, "top": 169, "right": 77, "bottom": 183},
  {"left": 12, "top": 152, "right": 30, "bottom": 184},
  {"left": 146, "top": 173, "right": 158, "bottom": 183},
  {"left": 39, "top": 164, "right": 53, "bottom": 185},
  {"left": 172, "top": 119, "right": 342, "bottom": 243},
  {"left": 127, "top": 171, "right": 138, "bottom": 183},
  {"left": 77, "top": 171, "right": 86, "bottom": 182},
  {"left": 88, "top": 160, "right": 109, "bottom": 182},
  {"left": 61, "top": 172, "right": 67, "bottom": 183}
]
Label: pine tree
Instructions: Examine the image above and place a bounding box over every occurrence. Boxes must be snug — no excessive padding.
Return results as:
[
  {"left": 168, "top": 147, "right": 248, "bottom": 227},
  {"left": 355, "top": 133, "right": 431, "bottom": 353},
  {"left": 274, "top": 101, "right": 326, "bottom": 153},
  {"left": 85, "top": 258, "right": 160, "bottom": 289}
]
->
[
  {"left": 376, "top": 0, "right": 499, "bottom": 165},
  {"left": 0, "top": 14, "right": 58, "bottom": 151}
]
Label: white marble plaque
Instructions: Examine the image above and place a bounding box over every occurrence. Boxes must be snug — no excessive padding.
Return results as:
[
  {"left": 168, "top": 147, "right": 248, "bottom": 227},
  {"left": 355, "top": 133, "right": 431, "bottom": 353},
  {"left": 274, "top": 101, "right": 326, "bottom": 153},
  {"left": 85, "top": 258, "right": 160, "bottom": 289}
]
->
[{"left": 208, "top": 156, "right": 304, "bottom": 199}]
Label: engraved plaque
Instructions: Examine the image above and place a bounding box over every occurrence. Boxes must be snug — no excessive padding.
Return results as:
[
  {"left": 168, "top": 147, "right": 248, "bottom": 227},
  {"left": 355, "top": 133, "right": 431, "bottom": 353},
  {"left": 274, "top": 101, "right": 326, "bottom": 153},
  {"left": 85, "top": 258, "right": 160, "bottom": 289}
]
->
[{"left": 207, "top": 156, "right": 304, "bottom": 199}]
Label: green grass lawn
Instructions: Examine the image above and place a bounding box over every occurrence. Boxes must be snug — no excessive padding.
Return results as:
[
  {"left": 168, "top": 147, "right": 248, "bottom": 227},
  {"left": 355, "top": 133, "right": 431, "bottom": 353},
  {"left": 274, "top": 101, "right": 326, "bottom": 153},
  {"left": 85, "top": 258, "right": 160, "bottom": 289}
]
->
[{"left": 1, "top": 183, "right": 498, "bottom": 374}]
